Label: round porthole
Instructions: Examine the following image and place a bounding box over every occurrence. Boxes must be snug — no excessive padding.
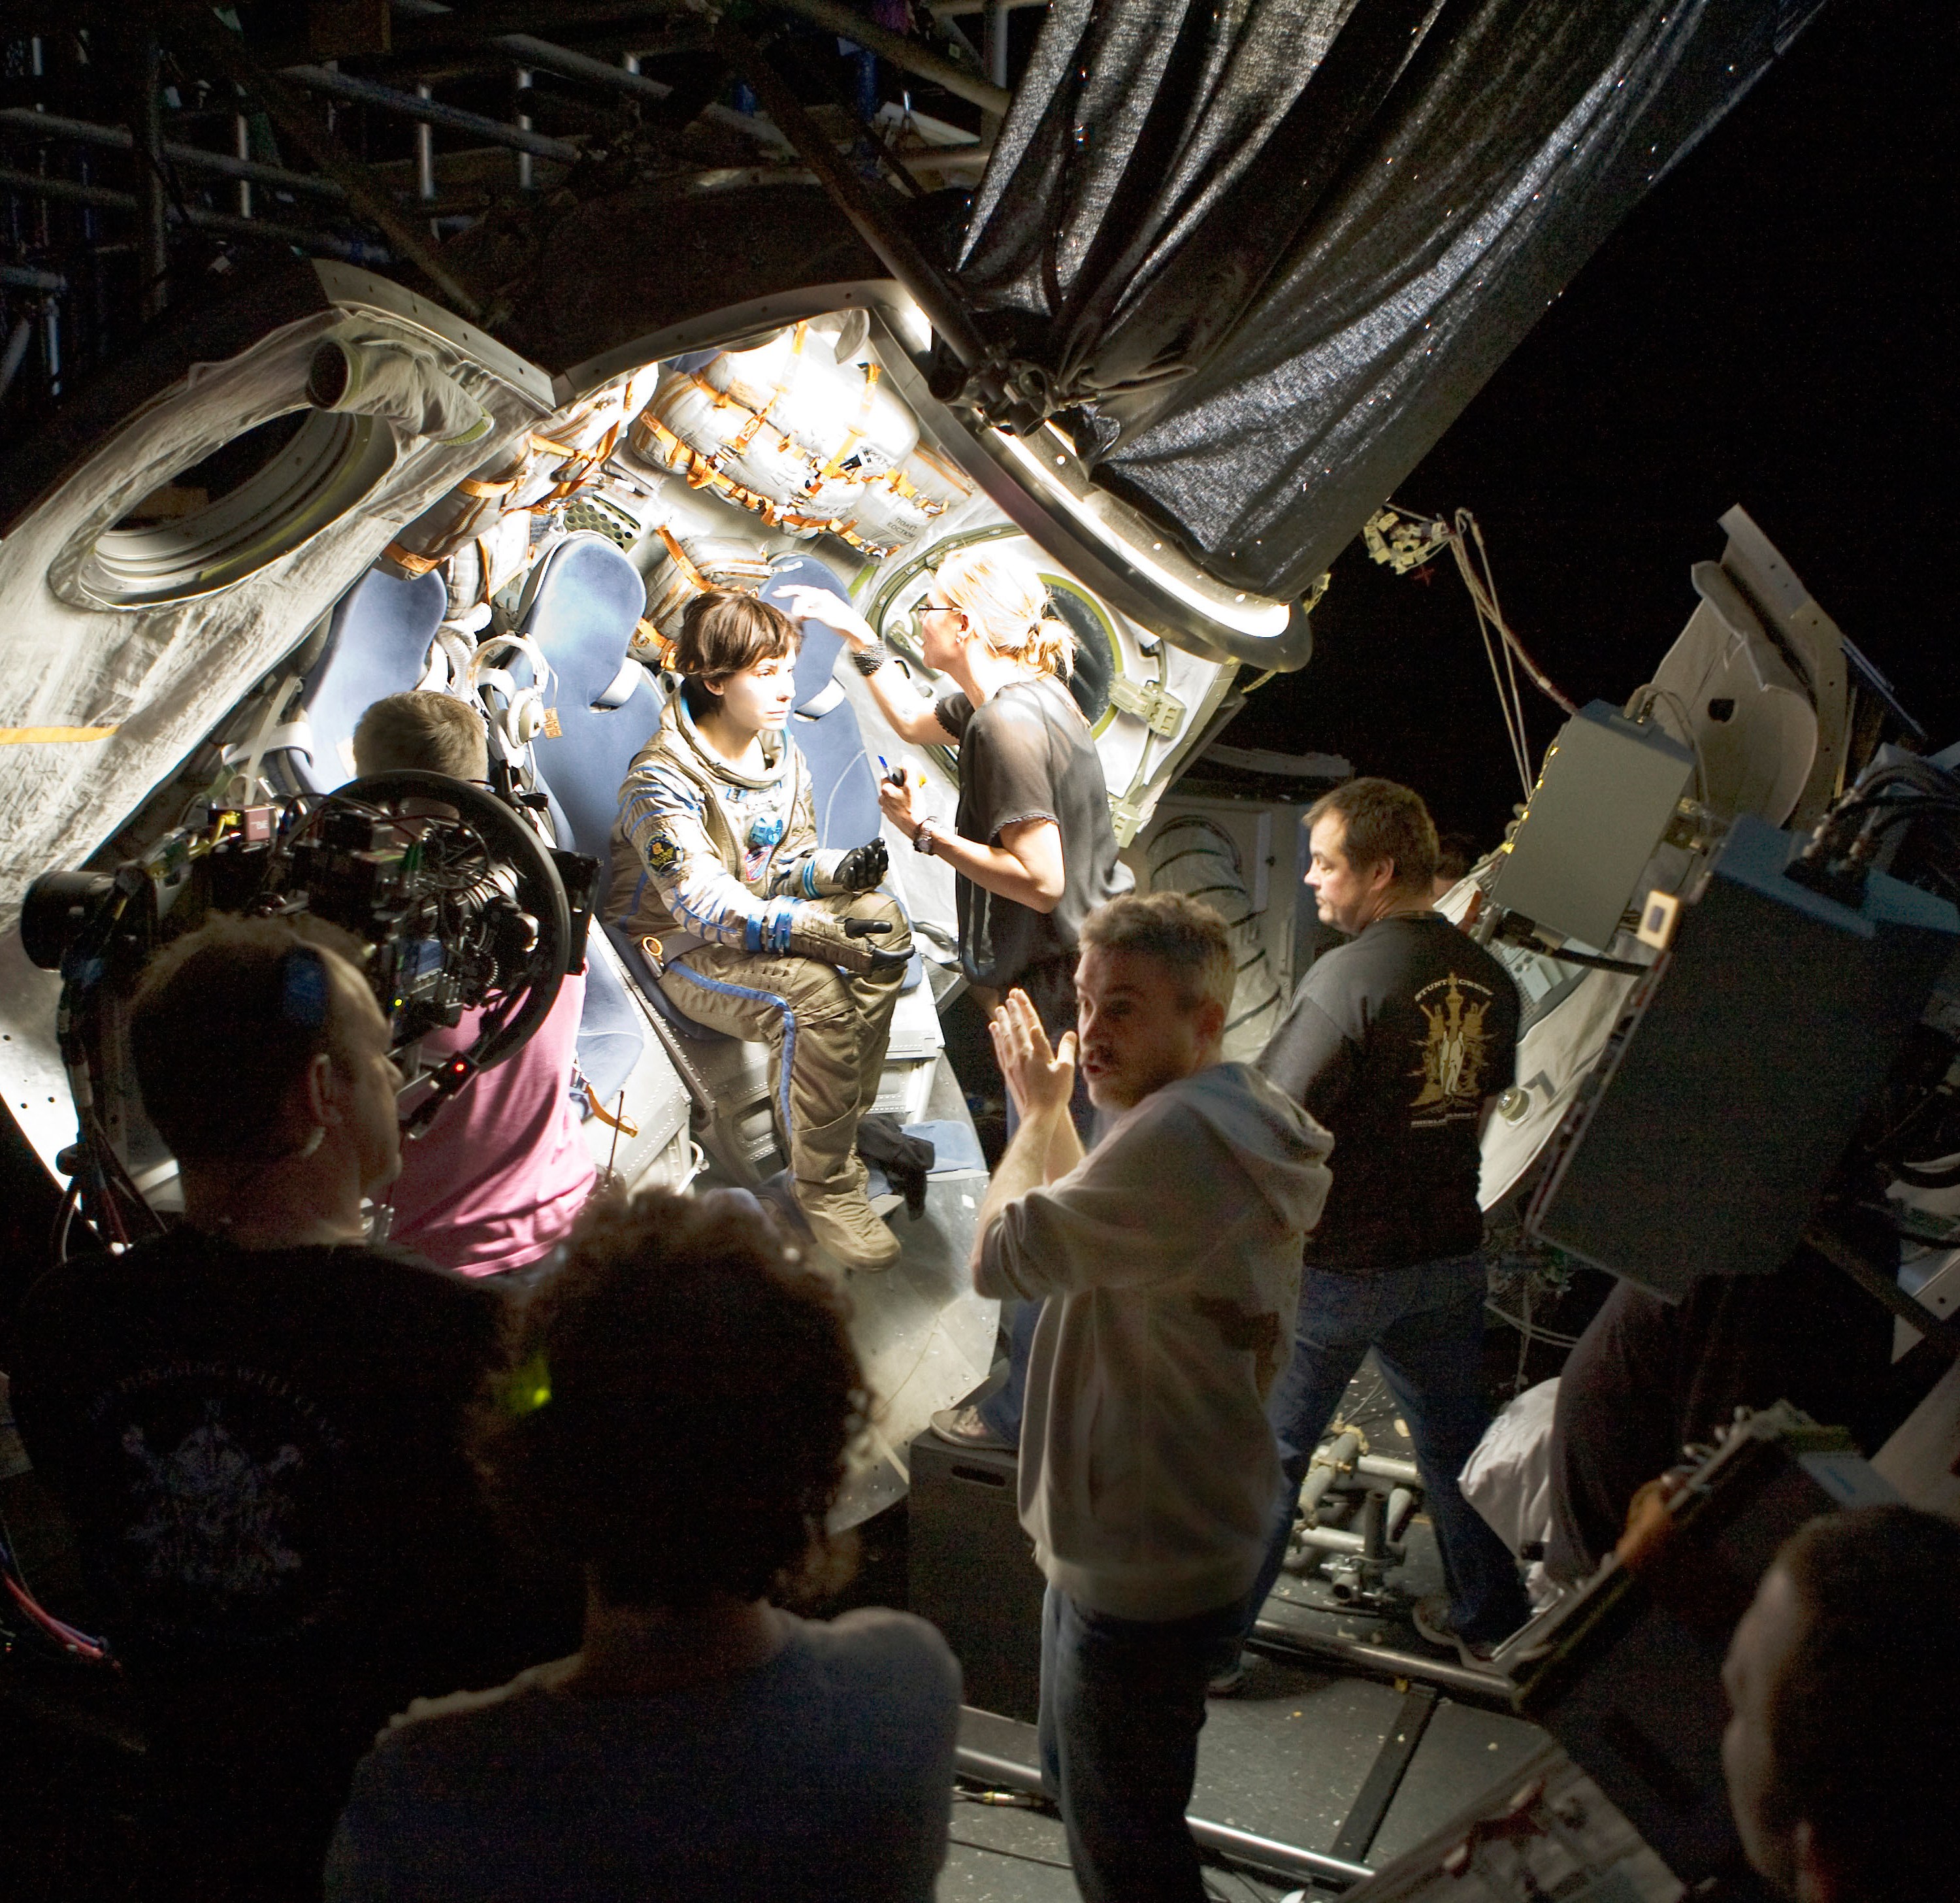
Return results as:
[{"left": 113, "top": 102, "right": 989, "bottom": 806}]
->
[
  {"left": 71, "top": 406, "right": 397, "bottom": 608},
  {"left": 1043, "top": 576, "right": 1119, "bottom": 731}
]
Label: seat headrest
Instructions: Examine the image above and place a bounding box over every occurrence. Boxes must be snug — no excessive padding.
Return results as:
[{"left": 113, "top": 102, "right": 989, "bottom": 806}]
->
[
  {"left": 517, "top": 533, "right": 649, "bottom": 710},
  {"left": 760, "top": 552, "right": 855, "bottom": 715}
]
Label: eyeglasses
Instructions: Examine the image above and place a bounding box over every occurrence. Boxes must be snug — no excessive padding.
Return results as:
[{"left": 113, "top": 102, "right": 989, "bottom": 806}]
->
[{"left": 911, "top": 600, "right": 963, "bottom": 640}]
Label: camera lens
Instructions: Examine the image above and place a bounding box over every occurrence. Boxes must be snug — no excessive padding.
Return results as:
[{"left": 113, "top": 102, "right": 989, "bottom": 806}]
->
[{"left": 20, "top": 871, "right": 117, "bottom": 971}]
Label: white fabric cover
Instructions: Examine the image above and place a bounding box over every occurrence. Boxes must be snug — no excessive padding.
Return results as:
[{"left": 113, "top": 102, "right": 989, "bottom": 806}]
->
[{"left": 1458, "top": 1376, "right": 1563, "bottom": 1608}]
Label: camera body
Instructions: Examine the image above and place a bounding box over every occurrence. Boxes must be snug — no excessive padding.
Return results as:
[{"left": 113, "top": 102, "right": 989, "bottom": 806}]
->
[
  {"left": 22, "top": 774, "right": 595, "bottom": 1248},
  {"left": 25, "top": 781, "right": 592, "bottom": 1050}
]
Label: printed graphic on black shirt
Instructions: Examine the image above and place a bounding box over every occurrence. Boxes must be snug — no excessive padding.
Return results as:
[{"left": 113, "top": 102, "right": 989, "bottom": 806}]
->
[
  {"left": 91, "top": 1363, "right": 350, "bottom": 1650},
  {"left": 1409, "top": 974, "right": 1499, "bottom": 1125}
]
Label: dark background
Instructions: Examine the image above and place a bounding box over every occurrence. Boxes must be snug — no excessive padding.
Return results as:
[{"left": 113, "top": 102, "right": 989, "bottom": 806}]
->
[{"left": 1220, "top": 0, "right": 1953, "bottom": 849}]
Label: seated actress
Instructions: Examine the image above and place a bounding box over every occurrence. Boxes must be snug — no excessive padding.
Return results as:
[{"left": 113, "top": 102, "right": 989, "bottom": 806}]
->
[
  {"left": 607, "top": 590, "right": 909, "bottom": 1271},
  {"left": 323, "top": 1187, "right": 962, "bottom": 1903}
]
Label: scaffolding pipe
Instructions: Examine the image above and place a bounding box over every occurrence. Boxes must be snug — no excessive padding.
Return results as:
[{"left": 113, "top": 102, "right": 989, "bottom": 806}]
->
[
  {"left": 234, "top": 114, "right": 252, "bottom": 218},
  {"left": 0, "top": 261, "right": 67, "bottom": 292},
  {"left": 1356, "top": 1452, "right": 1422, "bottom": 1487},
  {"left": 178, "top": 8, "right": 483, "bottom": 319},
  {"left": 0, "top": 167, "right": 387, "bottom": 263},
  {"left": 416, "top": 88, "right": 436, "bottom": 201},
  {"left": 1, "top": 315, "right": 35, "bottom": 401},
  {"left": 764, "top": 0, "right": 1012, "bottom": 116},
  {"left": 135, "top": 34, "right": 169, "bottom": 318},
  {"left": 514, "top": 69, "right": 534, "bottom": 191},
  {"left": 1300, "top": 1428, "right": 1363, "bottom": 1516},
  {"left": 391, "top": 3, "right": 792, "bottom": 153},
  {"left": 985, "top": 1, "right": 1011, "bottom": 90},
  {"left": 283, "top": 65, "right": 579, "bottom": 163},
  {"left": 0, "top": 108, "right": 351, "bottom": 203}
]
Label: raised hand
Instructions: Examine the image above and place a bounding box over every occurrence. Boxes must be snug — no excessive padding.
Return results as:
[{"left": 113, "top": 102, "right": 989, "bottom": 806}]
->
[
  {"left": 776, "top": 584, "right": 876, "bottom": 648},
  {"left": 989, "top": 987, "right": 1077, "bottom": 1121}
]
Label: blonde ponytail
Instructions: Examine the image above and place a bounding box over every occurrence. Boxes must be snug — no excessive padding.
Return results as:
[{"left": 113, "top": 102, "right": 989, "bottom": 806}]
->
[{"left": 935, "top": 544, "right": 1077, "bottom": 680}]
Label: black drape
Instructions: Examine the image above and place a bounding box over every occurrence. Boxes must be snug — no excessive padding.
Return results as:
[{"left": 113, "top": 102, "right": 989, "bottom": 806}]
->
[{"left": 956, "top": 0, "right": 1829, "bottom": 600}]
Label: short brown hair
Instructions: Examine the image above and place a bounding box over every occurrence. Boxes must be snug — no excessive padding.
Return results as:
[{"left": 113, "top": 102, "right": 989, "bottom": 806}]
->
[
  {"left": 353, "top": 691, "right": 489, "bottom": 780},
  {"left": 1761, "top": 1506, "right": 1960, "bottom": 1898},
  {"left": 1079, "top": 891, "right": 1235, "bottom": 1014},
  {"left": 131, "top": 914, "right": 357, "bottom": 1163},
  {"left": 1307, "top": 777, "right": 1439, "bottom": 893},
  {"left": 674, "top": 589, "right": 799, "bottom": 704},
  {"left": 477, "top": 1187, "right": 866, "bottom": 1610}
]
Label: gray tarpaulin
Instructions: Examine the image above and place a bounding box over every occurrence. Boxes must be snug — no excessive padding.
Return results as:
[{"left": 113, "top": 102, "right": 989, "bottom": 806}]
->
[{"left": 956, "top": 0, "right": 1829, "bottom": 601}]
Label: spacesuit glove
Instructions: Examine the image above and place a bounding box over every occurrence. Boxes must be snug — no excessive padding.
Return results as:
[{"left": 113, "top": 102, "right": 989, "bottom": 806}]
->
[
  {"left": 828, "top": 837, "right": 889, "bottom": 893},
  {"left": 786, "top": 906, "right": 908, "bottom": 974}
]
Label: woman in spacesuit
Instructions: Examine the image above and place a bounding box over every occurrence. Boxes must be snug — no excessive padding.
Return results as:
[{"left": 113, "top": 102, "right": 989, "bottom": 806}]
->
[{"left": 608, "top": 590, "right": 910, "bottom": 1272}]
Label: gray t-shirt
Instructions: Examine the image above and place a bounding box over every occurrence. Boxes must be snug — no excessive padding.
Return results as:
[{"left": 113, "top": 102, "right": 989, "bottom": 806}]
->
[
  {"left": 936, "top": 676, "right": 1131, "bottom": 990},
  {"left": 323, "top": 1608, "right": 961, "bottom": 1903}
]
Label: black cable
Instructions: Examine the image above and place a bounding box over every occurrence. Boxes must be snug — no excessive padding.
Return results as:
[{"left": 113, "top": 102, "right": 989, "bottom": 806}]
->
[{"left": 947, "top": 1832, "right": 1075, "bottom": 1872}]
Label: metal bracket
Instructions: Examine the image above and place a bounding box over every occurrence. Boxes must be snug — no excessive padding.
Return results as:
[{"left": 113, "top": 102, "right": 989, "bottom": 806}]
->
[{"left": 1107, "top": 673, "right": 1185, "bottom": 738}]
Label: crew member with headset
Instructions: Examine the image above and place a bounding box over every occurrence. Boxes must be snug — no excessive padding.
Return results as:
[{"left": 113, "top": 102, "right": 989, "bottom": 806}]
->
[
  {"left": 781, "top": 544, "right": 1132, "bottom": 1449},
  {"left": 351, "top": 692, "right": 596, "bottom": 1280}
]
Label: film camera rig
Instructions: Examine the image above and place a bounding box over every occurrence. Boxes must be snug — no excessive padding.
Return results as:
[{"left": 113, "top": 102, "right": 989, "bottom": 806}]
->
[{"left": 20, "top": 770, "right": 596, "bottom": 1259}]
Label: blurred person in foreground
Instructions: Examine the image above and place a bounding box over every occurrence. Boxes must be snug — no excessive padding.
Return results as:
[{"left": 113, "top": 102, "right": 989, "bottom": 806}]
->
[
  {"left": 325, "top": 1187, "right": 961, "bottom": 1903},
  {"left": 970, "top": 893, "right": 1331, "bottom": 1903},
  {"left": 1722, "top": 1504, "right": 1960, "bottom": 1902},
  {"left": 10, "top": 914, "right": 564, "bottom": 1900},
  {"left": 352, "top": 691, "right": 596, "bottom": 1278}
]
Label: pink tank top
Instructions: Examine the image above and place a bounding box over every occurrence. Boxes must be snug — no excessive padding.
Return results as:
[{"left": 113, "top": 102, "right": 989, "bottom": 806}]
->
[{"left": 387, "top": 972, "right": 597, "bottom": 1276}]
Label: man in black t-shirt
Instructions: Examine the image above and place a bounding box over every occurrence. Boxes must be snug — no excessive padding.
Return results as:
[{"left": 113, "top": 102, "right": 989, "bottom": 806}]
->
[
  {"left": 9, "top": 916, "right": 569, "bottom": 1898},
  {"left": 1238, "top": 779, "right": 1530, "bottom": 1664}
]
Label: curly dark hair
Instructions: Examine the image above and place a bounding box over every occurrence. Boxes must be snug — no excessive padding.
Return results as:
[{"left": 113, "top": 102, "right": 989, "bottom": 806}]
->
[{"left": 476, "top": 1187, "right": 867, "bottom": 1610}]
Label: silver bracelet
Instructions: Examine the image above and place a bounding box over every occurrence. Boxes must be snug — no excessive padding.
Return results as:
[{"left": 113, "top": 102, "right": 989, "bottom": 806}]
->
[
  {"left": 849, "top": 641, "right": 891, "bottom": 676},
  {"left": 913, "top": 819, "right": 938, "bottom": 856}
]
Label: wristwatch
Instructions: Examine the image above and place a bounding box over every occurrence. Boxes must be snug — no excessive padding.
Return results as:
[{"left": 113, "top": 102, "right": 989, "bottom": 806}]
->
[{"left": 913, "top": 819, "right": 938, "bottom": 856}]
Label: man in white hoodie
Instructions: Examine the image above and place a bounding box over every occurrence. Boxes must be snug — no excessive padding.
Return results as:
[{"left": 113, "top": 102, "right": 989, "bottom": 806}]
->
[{"left": 972, "top": 892, "right": 1333, "bottom": 1903}]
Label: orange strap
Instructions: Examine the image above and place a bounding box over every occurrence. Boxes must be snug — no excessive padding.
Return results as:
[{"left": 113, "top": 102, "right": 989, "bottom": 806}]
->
[
  {"left": 1, "top": 723, "right": 119, "bottom": 744},
  {"left": 816, "top": 363, "right": 882, "bottom": 482},
  {"left": 655, "top": 526, "right": 710, "bottom": 593},
  {"left": 585, "top": 1091, "right": 639, "bottom": 1137},
  {"left": 634, "top": 618, "right": 679, "bottom": 668},
  {"left": 457, "top": 474, "right": 519, "bottom": 499},
  {"left": 384, "top": 540, "right": 444, "bottom": 576}
]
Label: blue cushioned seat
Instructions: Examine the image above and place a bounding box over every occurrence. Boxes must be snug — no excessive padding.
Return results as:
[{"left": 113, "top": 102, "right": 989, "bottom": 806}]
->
[
  {"left": 761, "top": 554, "right": 921, "bottom": 993},
  {"left": 516, "top": 533, "right": 666, "bottom": 887},
  {"left": 762, "top": 552, "right": 885, "bottom": 851},
  {"left": 506, "top": 532, "right": 664, "bottom": 1085},
  {"left": 272, "top": 566, "right": 448, "bottom": 794}
]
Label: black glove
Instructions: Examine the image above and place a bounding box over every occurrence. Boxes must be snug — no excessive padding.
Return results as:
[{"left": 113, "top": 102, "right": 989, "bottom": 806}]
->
[
  {"left": 832, "top": 837, "right": 889, "bottom": 893},
  {"left": 787, "top": 908, "right": 909, "bottom": 974},
  {"left": 846, "top": 915, "right": 911, "bottom": 970}
]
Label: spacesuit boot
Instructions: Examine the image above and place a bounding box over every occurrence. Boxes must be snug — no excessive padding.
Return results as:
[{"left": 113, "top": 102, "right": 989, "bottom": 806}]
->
[{"left": 794, "top": 1108, "right": 903, "bottom": 1272}]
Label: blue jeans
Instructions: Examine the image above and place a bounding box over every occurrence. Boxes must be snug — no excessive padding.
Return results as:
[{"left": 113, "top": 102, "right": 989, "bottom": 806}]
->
[
  {"left": 1245, "top": 1255, "right": 1529, "bottom": 1646},
  {"left": 1039, "top": 1584, "right": 1249, "bottom": 1903},
  {"left": 977, "top": 1295, "right": 1040, "bottom": 1442}
]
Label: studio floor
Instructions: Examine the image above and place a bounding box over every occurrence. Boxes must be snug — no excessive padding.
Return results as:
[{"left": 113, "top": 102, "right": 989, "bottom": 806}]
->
[{"left": 932, "top": 1363, "right": 1554, "bottom": 1900}]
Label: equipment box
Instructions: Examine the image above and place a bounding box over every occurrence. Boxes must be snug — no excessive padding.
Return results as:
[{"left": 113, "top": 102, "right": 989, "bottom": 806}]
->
[{"left": 907, "top": 1429, "right": 1046, "bottom": 1725}]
